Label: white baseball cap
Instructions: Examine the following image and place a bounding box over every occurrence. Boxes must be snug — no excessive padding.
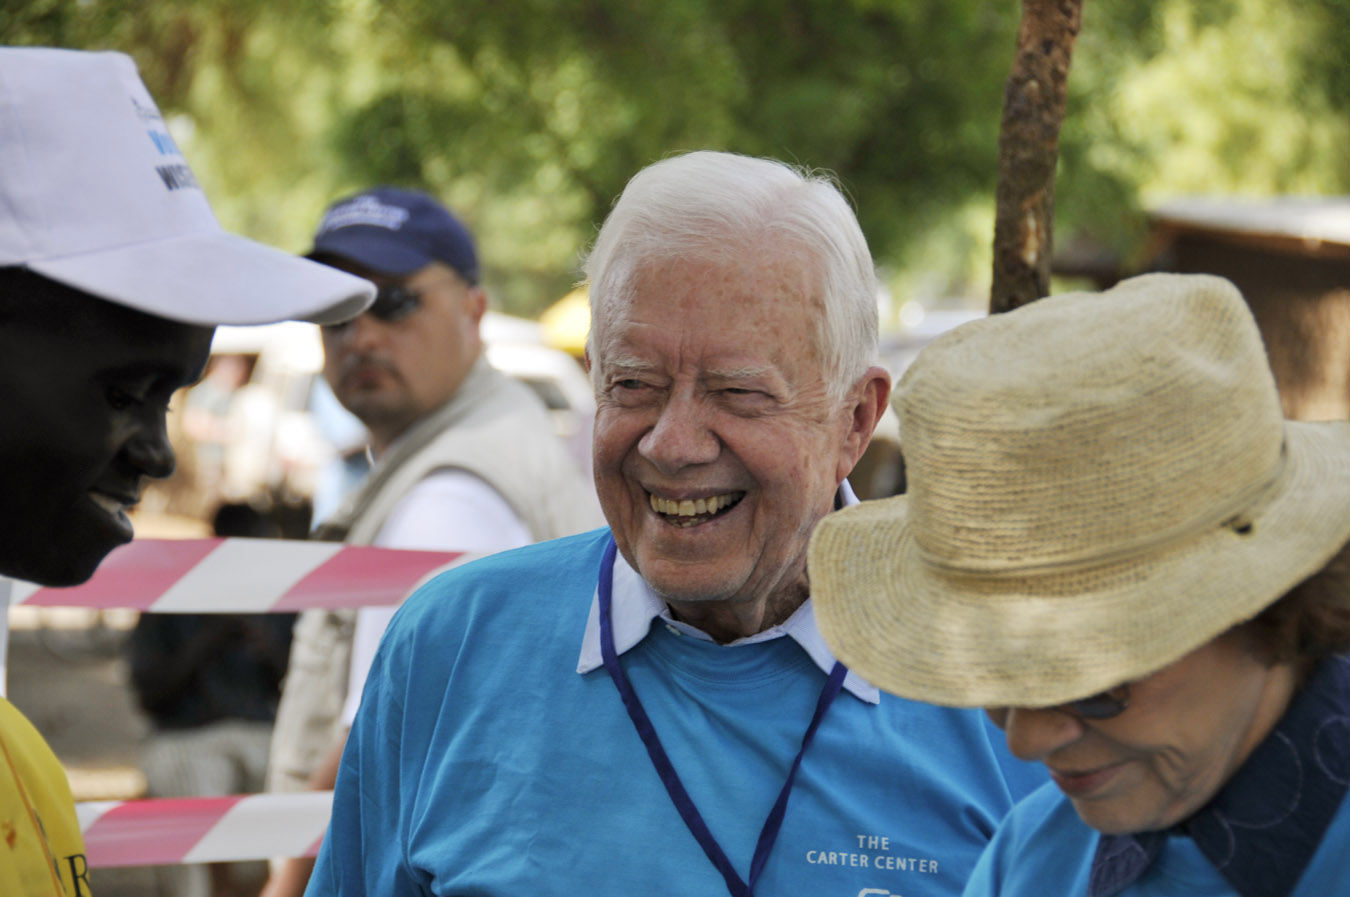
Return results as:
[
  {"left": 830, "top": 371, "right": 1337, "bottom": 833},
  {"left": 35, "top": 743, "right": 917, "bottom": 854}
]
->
[{"left": 0, "top": 47, "right": 374, "bottom": 325}]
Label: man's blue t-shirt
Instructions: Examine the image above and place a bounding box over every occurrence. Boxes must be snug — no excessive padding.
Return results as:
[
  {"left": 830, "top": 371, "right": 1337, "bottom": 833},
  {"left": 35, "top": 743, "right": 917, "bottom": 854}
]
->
[{"left": 308, "top": 529, "right": 1044, "bottom": 897}]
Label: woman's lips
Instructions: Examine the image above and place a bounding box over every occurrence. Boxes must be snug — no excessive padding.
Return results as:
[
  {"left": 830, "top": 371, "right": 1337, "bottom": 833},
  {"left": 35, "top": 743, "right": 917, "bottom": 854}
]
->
[{"left": 1050, "top": 763, "right": 1124, "bottom": 797}]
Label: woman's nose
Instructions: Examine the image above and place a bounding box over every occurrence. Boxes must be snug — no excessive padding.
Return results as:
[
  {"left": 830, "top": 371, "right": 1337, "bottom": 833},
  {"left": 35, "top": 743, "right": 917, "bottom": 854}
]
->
[{"left": 1000, "top": 706, "right": 1086, "bottom": 762}]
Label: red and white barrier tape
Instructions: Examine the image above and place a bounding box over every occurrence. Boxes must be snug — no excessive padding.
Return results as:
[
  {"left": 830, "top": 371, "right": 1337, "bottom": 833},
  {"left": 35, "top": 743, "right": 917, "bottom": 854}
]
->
[
  {"left": 20, "top": 539, "right": 475, "bottom": 867},
  {"left": 77, "top": 792, "right": 331, "bottom": 867},
  {"left": 8, "top": 538, "right": 475, "bottom": 612}
]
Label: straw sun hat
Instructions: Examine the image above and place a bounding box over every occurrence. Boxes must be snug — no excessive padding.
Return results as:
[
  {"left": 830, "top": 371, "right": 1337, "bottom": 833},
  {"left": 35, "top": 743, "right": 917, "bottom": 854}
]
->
[{"left": 809, "top": 273, "right": 1350, "bottom": 709}]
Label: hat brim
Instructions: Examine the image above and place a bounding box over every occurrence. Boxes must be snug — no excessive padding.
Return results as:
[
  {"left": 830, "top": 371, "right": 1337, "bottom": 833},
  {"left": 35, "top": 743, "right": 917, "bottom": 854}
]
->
[
  {"left": 811, "top": 420, "right": 1350, "bottom": 709},
  {"left": 29, "top": 230, "right": 375, "bottom": 326}
]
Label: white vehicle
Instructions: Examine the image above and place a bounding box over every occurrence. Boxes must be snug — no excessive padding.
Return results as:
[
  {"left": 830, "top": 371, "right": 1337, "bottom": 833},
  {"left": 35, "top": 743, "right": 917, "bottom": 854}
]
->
[{"left": 202, "top": 312, "right": 595, "bottom": 508}]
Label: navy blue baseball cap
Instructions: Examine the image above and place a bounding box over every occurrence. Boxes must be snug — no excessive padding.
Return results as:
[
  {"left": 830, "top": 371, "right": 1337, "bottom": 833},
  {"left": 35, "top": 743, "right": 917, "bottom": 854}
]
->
[{"left": 308, "top": 186, "right": 479, "bottom": 284}]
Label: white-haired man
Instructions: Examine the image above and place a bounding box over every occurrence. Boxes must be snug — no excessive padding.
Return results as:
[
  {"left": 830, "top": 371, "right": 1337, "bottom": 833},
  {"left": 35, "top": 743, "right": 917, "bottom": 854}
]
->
[{"left": 308, "top": 151, "right": 1043, "bottom": 897}]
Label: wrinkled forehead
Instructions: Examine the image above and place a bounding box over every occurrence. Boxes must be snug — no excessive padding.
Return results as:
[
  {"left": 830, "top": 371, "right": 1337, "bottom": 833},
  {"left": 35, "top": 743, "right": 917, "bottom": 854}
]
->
[{"left": 591, "top": 246, "right": 826, "bottom": 359}]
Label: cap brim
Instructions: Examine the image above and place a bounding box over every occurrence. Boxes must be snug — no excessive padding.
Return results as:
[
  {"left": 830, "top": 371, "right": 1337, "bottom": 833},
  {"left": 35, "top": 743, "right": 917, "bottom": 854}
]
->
[
  {"left": 29, "top": 230, "right": 375, "bottom": 326},
  {"left": 810, "top": 420, "right": 1350, "bottom": 709},
  {"left": 306, "top": 228, "right": 432, "bottom": 277}
]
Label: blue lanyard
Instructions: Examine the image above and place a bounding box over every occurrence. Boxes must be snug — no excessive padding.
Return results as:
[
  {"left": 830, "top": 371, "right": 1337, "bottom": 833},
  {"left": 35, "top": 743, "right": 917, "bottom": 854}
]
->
[{"left": 597, "top": 536, "right": 847, "bottom": 897}]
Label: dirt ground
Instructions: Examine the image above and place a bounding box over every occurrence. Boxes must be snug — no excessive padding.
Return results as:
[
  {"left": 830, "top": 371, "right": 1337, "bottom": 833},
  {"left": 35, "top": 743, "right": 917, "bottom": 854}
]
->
[{"left": 7, "top": 614, "right": 266, "bottom": 897}]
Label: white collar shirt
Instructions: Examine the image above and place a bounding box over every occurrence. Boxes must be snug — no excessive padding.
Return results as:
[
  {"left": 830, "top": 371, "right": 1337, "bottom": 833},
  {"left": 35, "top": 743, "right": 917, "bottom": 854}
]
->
[{"left": 576, "top": 480, "right": 879, "bottom": 704}]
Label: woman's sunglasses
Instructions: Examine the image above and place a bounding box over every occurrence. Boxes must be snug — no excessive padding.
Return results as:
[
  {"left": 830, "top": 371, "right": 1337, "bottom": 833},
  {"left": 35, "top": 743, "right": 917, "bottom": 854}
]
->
[{"left": 1057, "top": 683, "right": 1131, "bottom": 720}]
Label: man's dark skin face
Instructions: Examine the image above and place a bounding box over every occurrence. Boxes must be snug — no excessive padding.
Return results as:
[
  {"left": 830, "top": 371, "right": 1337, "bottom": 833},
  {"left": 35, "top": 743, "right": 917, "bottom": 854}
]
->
[{"left": 0, "top": 270, "right": 214, "bottom": 586}]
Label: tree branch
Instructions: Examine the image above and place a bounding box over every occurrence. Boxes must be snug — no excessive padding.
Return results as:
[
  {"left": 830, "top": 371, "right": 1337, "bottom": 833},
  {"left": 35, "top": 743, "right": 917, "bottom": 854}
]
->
[{"left": 990, "top": 0, "right": 1083, "bottom": 313}]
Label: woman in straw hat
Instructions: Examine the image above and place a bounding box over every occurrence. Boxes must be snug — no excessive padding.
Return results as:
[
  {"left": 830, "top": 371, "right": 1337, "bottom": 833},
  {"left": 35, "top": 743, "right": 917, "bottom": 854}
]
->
[{"left": 808, "top": 273, "right": 1350, "bottom": 897}]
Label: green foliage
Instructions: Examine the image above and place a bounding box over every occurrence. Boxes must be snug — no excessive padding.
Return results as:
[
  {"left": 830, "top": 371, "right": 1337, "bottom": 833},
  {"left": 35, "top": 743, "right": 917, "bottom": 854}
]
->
[
  {"left": 3, "top": 0, "right": 1346, "bottom": 314},
  {"left": 1057, "top": 0, "right": 1350, "bottom": 260}
]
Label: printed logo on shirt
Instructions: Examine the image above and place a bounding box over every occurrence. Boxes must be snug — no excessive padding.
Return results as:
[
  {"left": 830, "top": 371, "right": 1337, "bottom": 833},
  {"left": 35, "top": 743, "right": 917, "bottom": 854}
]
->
[
  {"left": 8, "top": 806, "right": 90, "bottom": 896},
  {"left": 800, "top": 832, "right": 940, "bottom": 894},
  {"left": 64, "top": 852, "right": 92, "bottom": 897}
]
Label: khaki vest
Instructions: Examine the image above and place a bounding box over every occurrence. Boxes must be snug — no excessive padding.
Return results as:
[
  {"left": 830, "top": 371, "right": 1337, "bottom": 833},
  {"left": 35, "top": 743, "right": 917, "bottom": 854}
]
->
[{"left": 266, "top": 359, "right": 601, "bottom": 792}]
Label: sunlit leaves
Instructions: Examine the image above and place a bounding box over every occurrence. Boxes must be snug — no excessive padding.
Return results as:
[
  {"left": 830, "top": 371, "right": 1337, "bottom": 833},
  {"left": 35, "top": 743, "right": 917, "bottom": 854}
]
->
[{"left": 4, "top": 0, "right": 1346, "bottom": 313}]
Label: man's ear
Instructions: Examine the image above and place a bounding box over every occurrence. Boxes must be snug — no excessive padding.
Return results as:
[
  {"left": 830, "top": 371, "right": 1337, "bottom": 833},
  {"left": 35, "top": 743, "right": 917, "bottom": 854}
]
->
[
  {"left": 836, "top": 366, "right": 892, "bottom": 484},
  {"left": 466, "top": 285, "right": 488, "bottom": 324}
]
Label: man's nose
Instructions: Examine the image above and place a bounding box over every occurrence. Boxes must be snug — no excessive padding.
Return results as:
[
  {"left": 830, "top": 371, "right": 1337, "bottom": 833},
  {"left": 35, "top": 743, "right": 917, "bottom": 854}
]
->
[
  {"left": 1000, "top": 706, "right": 1085, "bottom": 762},
  {"left": 124, "top": 412, "right": 176, "bottom": 480},
  {"left": 638, "top": 393, "right": 719, "bottom": 475}
]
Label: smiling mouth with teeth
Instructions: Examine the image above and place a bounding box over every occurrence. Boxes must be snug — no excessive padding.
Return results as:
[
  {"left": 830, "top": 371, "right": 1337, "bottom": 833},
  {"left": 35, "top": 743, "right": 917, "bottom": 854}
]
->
[
  {"left": 648, "top": 491, "right": 745, "bottom": 527},
  {"left": 88, "top": 491, "right": 133, "bottom": 515}
]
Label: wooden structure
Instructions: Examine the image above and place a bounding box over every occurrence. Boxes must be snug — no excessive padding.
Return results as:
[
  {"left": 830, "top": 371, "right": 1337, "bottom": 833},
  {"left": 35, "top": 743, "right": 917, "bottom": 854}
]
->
[
  {"left": 1055, "top": 197, "right": 1350, "bottom": 421},
  {"left": 1145, "top": 198, "right": 1350, "bottom": 421}
]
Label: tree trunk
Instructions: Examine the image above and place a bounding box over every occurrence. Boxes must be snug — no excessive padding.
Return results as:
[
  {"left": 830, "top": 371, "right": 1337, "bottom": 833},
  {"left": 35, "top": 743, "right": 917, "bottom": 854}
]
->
[{"left": 990, "top": 0, "right": 1084, "bottom": 314}]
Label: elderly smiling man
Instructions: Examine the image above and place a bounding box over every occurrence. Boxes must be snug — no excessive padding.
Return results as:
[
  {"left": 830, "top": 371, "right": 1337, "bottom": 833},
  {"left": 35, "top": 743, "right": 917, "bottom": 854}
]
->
[{"left": 307, "top": 151, "right": 1043, "bottom": 897}]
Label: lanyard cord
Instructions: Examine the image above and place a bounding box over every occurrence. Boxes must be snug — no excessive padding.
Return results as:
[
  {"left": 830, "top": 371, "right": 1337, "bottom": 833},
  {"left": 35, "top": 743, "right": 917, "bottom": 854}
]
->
[{"left": 596, "top": 536, "right": 847, "bottom": 897}]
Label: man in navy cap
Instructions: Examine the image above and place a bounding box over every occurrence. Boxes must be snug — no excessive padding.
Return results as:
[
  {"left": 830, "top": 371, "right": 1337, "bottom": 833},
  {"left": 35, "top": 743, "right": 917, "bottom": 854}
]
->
[
  {"left": 307, "top": 188, "right": 488, "bottom": 462},
  {"left": 260, "top": 187, "right": 600, "bottom": 897}
]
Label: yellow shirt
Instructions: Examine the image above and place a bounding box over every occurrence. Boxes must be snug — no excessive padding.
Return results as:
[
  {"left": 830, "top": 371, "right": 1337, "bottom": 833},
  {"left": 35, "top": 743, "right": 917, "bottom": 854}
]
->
[{"left": 0, "top": 698, "right": 90, "bottom": 896}]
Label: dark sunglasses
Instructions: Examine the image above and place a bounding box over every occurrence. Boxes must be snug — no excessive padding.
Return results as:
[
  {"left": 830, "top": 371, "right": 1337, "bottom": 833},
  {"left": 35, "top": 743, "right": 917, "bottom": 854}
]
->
[
  {"left": 1057, "top": 683, "right": 1131, "bottom": 720},
  {"left": 367, "top": 283, "right": 425, "bottom": 323},
  {"left": 322, "top": 282, "right": 425, "bottom": 330}
]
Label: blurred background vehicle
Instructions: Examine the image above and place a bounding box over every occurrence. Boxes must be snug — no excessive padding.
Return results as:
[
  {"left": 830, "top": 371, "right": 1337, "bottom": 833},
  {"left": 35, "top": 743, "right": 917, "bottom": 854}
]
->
[{"left": 142, "top": 311, "right": 596, "bottom": 534}]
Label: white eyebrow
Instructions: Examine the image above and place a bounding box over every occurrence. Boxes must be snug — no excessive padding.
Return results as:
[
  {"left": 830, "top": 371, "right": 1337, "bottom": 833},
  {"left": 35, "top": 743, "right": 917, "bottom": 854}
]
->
[
  {"left": 703, "top": 364, "right": 778, "bottom": 382},
  {"left": 598, "top": 354, "right": 658, "bottom": 378},
  {"left": 600, "top": 358, "right": 780, "bottom": 383}
]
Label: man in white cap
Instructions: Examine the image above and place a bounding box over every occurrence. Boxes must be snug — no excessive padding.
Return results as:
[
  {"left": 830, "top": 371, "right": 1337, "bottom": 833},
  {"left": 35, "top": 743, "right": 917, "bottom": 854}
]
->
[{"left": 0, "top": 46, "right": 373, "bottom": 896}]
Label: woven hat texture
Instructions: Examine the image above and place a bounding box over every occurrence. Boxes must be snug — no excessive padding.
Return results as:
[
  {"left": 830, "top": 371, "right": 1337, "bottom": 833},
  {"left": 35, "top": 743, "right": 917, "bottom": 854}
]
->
[{"left": 809, "top": 273, "right": 1350, "bottom": 708}]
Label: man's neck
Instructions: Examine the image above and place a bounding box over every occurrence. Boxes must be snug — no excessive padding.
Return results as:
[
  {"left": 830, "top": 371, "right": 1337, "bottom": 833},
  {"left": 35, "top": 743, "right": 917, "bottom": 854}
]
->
[
  {"left": 367, "top": 418, "right": 415, "bottom": 459},
  {"left": 664, "top": 585, "right": 808, "bottom": 644}
]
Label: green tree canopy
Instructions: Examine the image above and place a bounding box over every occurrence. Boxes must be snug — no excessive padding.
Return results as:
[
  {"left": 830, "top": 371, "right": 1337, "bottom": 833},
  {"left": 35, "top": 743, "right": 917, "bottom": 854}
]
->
[{"left": 4, "top": 0, "right": 1347, "bottom": 316}]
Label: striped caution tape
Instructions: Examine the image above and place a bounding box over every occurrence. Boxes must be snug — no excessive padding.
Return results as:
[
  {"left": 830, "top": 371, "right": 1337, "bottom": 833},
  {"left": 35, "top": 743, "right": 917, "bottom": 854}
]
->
[
  {"left": 77, "top": 792, "right": 332, "bottom": 867},
  {"left": 7, "top": 538, "right": 475, "bottom": 612},
  {"left": 22, "top": 539, "right": 474, "bottom": 868}
]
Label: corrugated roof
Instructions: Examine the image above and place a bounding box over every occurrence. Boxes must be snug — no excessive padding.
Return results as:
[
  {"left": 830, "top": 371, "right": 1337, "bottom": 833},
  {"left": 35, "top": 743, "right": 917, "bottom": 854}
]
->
[{"left": 1150, "top": 197, "right": 1350, "bottom": 247}]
